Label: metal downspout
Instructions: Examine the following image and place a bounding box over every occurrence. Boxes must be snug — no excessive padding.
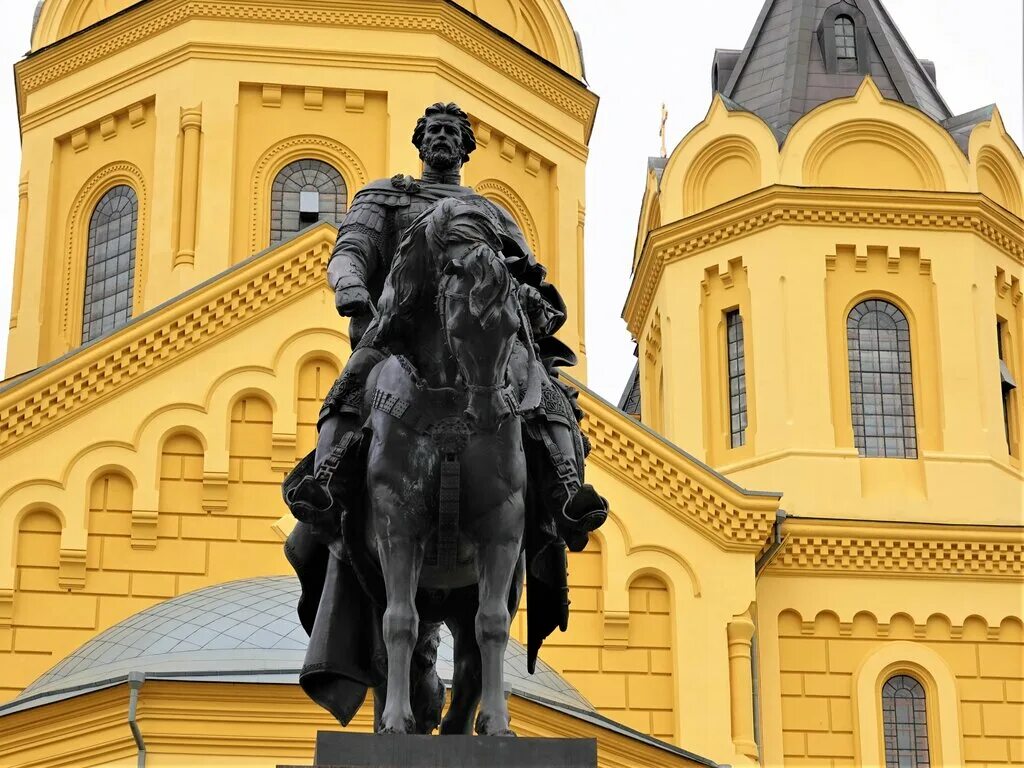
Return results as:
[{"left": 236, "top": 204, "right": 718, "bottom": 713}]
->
[
  {"left": 755, "top": 510, "right": 787, "bottom": 576},
  {"left": 127, "top": 671, "right": 146, "bottom": 768}
]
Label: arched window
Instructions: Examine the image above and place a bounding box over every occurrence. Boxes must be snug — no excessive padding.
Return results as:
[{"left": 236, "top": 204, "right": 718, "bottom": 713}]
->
[
  {"left": 270, "top": 159, "right": 347, "bottom": 245},
  {"left": 834, "top": 15, "right": 857, "bottom": 69},
  {"left": 82, "top": 185, "right": 138, "bottom": 343},
  {"left": 847, "top": 299, "right": 918, "bottom": 458},
  {"left": 882, "top": 674, "right": 931, "bottom": 767}
]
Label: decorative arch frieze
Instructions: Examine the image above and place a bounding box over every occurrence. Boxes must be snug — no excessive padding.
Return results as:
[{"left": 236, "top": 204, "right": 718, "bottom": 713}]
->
[
  {"left": 61, "top": 161, "right": 148, "bottom": 349},
  {"left": 249, "top": 135, "right": 367, "bottom": 256}
]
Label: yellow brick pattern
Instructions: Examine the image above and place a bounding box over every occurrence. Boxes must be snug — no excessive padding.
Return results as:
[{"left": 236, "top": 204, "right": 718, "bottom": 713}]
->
[
  {"left": 1, "top": 396, "right": 680, "bottom": 746},
  {"left": 777, "top": 610, "right": 1024, "bottom": 766},
  {"left": 296, "top": 358, "right": 339, "bottom": 459},
  {"left": 511, "top": 536, "right": 677, "bottom": 742},
  {"left": 1, "top": 403, "right": 294, "bottom": 701}
]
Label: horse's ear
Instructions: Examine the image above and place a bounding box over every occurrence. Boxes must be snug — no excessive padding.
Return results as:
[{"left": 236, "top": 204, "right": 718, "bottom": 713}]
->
[{"left": 443, "top": 259, "right": 464, "bottom": 276}]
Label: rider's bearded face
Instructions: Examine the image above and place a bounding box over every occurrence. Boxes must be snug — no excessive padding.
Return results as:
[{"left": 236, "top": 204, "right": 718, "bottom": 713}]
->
[{"left": 420, "top": 115, "right": 464, "bottom": 173}]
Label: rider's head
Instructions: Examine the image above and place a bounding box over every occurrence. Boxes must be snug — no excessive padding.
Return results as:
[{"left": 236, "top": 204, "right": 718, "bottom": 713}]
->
[{"left": 413, "top": 103, "right": 476, "bottom": 174}]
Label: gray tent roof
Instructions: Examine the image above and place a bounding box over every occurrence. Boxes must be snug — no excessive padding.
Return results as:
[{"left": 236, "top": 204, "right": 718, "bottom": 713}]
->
[
  {"left": 618, "top": 363, "right": 641, "bottom": 417},
  {"left": 1, "top": 576, "right": 592, "bottom": 716},
  {"left": 714, "top": 0, "right": 970, "bottom": 140}
]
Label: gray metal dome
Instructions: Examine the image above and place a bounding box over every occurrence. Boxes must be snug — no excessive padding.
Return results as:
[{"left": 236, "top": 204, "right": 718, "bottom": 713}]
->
[{"left": 2, "top": 576, "right": 592, "bottom": 716}]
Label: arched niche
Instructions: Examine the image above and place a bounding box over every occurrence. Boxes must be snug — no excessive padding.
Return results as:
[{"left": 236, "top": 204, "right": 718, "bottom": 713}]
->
[
  {"left": 976, "top": 147, "right": 1023, "bottom": 215},
  {"left": 659, "top": 96, "right": 779, "bottom": 222},
  {"left": 804, "top": 120, "right": 943, "bottom": 191},
  {"left": 296, "top": 357, "right": 340, "bottom": 457},
  {"left": 783, "top": 79, "right": 968, "bottom": 192},
  {"left": 684, "top": 136, "right": 762, "bottom": 215}
]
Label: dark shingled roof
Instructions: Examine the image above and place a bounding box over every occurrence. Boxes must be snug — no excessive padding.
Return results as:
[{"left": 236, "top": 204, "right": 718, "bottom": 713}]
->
[
  {"left": 618, "top": 363, "right": 641, "bottom": 417},
  {"left": 716, "top": 0, "right": 958, "bottom": 139}
]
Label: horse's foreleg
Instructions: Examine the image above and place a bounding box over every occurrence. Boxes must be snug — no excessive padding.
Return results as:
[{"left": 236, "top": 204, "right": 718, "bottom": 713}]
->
[
  {"left": 375, "top": 528, "right": 424, "bottom": 735},
  {"left": 474, "top": 531, "right": 523, "bottom": 737}
]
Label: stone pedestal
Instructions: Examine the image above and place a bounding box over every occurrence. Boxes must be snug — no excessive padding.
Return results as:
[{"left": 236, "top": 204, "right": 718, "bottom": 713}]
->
[{"left": 281, "top": 731, "right": 598, "bottom": 768}]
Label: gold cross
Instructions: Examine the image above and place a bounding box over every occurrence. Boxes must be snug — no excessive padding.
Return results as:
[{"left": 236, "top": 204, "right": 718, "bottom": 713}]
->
[{"left": 660, "top": 103, "right": 669, "bottom": 158}]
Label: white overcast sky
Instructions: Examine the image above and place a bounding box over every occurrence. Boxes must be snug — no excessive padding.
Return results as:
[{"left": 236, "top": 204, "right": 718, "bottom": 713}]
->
[{"left": 0, "top": 1, "right": 1021, "bottom": 402}]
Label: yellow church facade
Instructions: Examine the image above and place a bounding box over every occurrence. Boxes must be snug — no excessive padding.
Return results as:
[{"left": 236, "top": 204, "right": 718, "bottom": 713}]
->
[{"left": 0, "top": 1, "right": 1020, "bottom": 767}]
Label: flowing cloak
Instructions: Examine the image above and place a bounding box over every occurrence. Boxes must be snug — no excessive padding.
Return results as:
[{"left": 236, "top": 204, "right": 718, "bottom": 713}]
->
[{"left": 283, "top": 182, "right": 577, "bottom": 726}]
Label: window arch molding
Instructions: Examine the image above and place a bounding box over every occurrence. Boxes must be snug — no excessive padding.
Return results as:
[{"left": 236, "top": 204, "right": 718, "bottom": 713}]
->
[
  {"left": 853, "top": 642, "right": 962, "bottom": 766},
  {"left": 249, "top": 135, "right": 367, "bottom": 255},
  {"left": 61, "top": 162, "right": 148, "bottom": 349},
  {"left": 844, "top": 292, "right": 921, "bottom": 458},
  {"left": 818, "top": 1, "right": 870, "bottom": 75},
  {"left": 474, "top": 178, "right": 540, "bottom": 256}
]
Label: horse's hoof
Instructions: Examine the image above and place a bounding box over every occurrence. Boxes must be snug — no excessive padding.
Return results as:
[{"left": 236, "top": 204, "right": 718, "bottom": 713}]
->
[
  {"left": 475, "top": 712, "right": 515, "bottom": 737},
  {"left": 378, "top": 715, "right": 416, "bottom": 735}
]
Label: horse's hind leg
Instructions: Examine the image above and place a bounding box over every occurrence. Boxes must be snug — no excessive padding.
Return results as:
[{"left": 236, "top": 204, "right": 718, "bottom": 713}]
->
[
  {"left": 474, "top": 533, "right": 523, "bottom": 736},
  {"left": 411, "top": 621, "right": 445, "bottom": 734},
  {"left": 375, "top": 529, "right": 424, "bottom": 734},
  {"left": 440, "top": 590, "right": 482, "bottom": 735}
]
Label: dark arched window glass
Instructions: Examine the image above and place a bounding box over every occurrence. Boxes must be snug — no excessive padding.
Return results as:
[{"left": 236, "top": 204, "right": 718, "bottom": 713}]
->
[
  {"left": 834, "top": 15, "right": 857, "bottom": 70},
  {"left": 882, "top": 675, "right": 931, "bottom": 767},
  {"left": 847, "top": 299, "right": 918, "bottom": 458},
  {"left": 270, "top": 159, "right": 347, "bottom": 245},
  {"left": 82, "top": 185, "right": 138, "bottom": 344}
]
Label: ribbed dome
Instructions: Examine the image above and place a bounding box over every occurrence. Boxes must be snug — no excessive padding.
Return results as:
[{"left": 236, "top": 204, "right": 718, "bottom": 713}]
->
[{"left": 4, "top": 576, "right": 592, "bottom": 716}]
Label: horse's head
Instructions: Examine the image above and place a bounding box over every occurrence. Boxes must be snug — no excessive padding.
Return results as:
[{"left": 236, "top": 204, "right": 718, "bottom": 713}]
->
[{"left": 441, "top": 244, "right": 521, "bottom": 432}]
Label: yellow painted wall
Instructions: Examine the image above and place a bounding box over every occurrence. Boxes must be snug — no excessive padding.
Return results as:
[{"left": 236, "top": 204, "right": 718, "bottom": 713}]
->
[
  {"left": 625, "top": 67, "right": 1024, "bottom": 768},
  {"left": 4, "top": 1, "right": 1022, "bottom": 767},
  {"left": 7, "top": 0, "right": 596, "bottom": 379}
]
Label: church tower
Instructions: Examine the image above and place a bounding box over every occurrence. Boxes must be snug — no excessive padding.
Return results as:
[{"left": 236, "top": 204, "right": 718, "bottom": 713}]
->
[
  {"left": 624, "top": 0, "right": 1024, "bottom": 765},
  {"left": 8, "top": 0, "right": 595, "bottom": 378}
]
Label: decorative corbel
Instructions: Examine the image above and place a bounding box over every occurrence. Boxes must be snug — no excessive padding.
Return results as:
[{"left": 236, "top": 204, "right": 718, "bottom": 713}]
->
[
  {"left": 603, "top": 611, "right": 630, "bottom": 649},
  {"left": 271, "top": 433, "right": 298, "bottom": 475},
  {"left": 131, "top": 509, "right": 159, "bottom": 550},
  {"left": 202, "top": 471, "right": 230, "bottom": 513},
  {"left": 0, "top": 588, "right": 13, "bottom": 628},
  {"left": 58, "top": 548, "right": 87, "bottom": 591}
]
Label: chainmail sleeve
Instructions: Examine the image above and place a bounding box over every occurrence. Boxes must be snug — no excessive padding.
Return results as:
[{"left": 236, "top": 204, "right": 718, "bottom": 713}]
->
[{"left": 327, "top": 196, "right": 387, "bottom": 293}]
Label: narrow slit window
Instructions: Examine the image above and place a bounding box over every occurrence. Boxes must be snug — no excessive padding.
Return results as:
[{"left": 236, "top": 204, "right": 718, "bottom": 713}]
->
[
  {"left": 882, "top": 674, "right": 931, "bottom": 768},
  {"left": 726, "top": 310, "right": 748, "bottom": 448},
  {"left": 998, "top": 319, "right": 1018, "bottom": 455},
  {"left": 847, "top": 299, "right": 918, "bottom": 458},
  {"left": 82, "top": 185, "right": 138, "bottom": 344},
  {"left": 270, "top": 159, "right": 348, "bottom": 245},
  {"left": 835, "top": 15, "right": 857, "bottom": 69}
]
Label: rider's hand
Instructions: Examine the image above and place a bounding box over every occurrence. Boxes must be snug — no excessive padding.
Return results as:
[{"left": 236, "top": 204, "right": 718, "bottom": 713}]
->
[{"left": 335, "top": 285, "right": 373, "bottom": 317}]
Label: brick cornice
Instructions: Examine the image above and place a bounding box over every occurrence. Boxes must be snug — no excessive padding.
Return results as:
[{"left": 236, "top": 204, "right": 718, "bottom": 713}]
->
[
  {"left": 0, "top": 225, "right": 336, "bottom": 458},
  {"left": 625, "top": 186, "right": 1024, "bottom": 336},
  {"left": 765, "top": 518, "right": 1024, "bottom": 581},
  {"left": 570, "top": 380, "right": 781, "bottom": 553},
  {"left": 17, "top": 0, "right": 596, "bottom": 129}
]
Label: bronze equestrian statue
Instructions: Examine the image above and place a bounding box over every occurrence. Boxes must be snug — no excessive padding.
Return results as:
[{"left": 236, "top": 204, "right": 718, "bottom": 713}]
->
[{"left": 282, "top": 103, "right": 607, "bottom": 736}]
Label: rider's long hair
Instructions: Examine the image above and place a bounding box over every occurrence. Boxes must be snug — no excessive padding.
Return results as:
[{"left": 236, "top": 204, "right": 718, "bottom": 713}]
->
[{"left": 377, "top": 197, "right": 507, "bottom": 343}]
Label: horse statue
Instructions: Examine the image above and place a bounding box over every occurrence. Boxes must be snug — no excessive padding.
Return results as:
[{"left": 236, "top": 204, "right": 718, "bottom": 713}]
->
[
  {"left": 365, "top": 196, "right": 534, "bottom": 736},
  {"left": 286, "top": 195, "right": 573, "bottom": 737}
]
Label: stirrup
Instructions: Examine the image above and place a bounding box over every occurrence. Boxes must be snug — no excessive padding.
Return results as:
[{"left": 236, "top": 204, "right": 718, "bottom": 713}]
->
[
  {"left": 285, "top": 477, "right": 336, "bottom": 530},
  {"left": 561, "top": 484, "right": 608, "bottom": 532}
]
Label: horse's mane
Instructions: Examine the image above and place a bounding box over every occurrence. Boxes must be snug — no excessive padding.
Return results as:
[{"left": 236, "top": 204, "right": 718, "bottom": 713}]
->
[
  {"left": 377, "top": 197, "right": 507, "bottom": 341},
  {"left": 458, "top": 244, "right": 511, "bottom": 330}
]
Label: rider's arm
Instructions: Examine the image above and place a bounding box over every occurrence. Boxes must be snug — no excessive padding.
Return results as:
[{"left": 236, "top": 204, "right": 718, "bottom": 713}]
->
[
  {"left": 328, "top": 201, "right": 385, "bottom": 289},
  {"left": 327, "top": 198, "right": 386, "bottom": 314}
]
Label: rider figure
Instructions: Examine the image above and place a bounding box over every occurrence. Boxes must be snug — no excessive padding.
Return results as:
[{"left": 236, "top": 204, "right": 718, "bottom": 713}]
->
[{"left": 290, "top": 102, "right": 606, "bottom": 550}]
